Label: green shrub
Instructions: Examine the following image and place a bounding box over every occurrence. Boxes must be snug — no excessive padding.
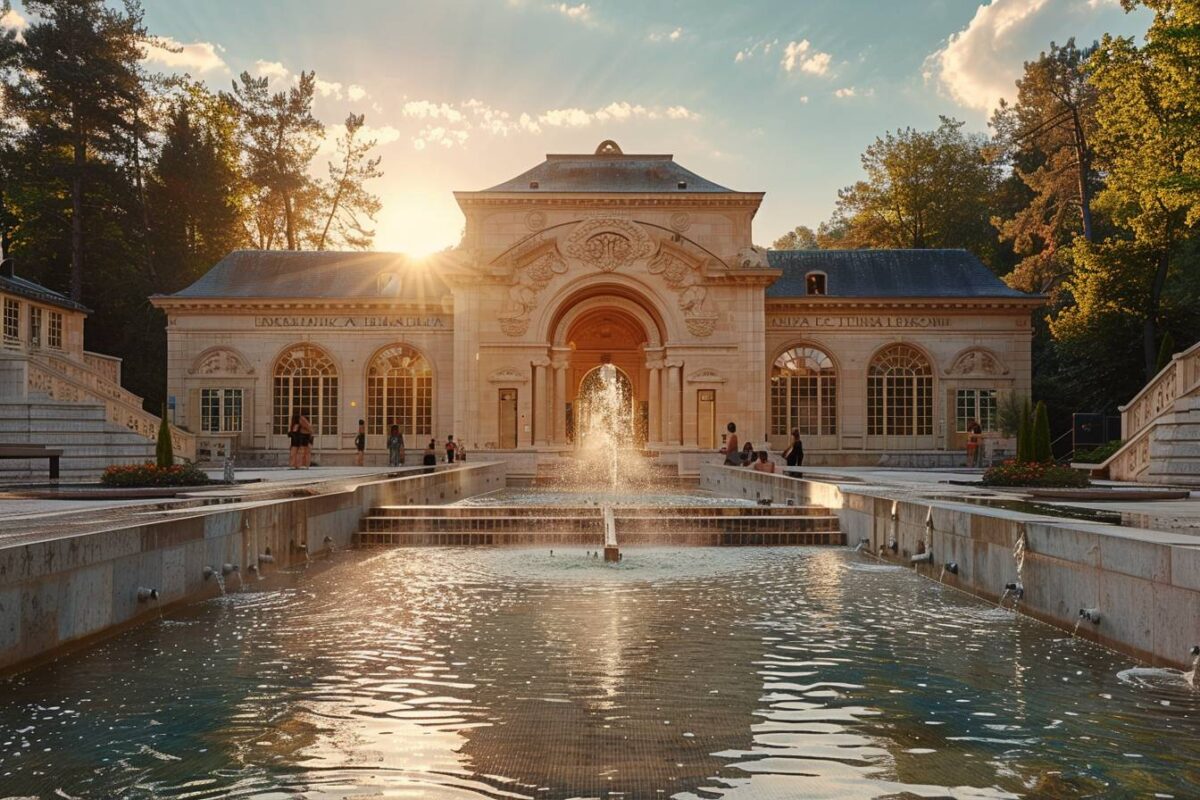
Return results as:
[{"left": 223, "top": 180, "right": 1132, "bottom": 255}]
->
[
  {"left": 1074, "top": 439, "right": 1124, "bottom": 464},
  {"left": 101, "top": 462, "right": 210, "bottom": 488},
  {"left": 1016, "top": 399, "right": 1033, "bottom": 463},
  {"left": 155, "top": 406, "right": 174, "bottom": 468},
  {"left": 982, "top": 460, "right": 1090, "bottom": 488},
  {"left": 997, "top": 392, "right": 1025, "bottom": 438},
  {"left": 1032, "top": 401, "right": 1052, "bottom": 462}
]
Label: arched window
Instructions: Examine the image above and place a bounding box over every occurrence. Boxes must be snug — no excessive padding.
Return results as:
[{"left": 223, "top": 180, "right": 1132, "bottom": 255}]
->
[
  {"left": 770, "top": 346, "right": 837, "bottom": 436},
  {"left": 367, "top": 345, "right": 432, "bottom": 436},
  {"left": 867, "top": 344, "right": 933, "bottom": 437},
  {"left": 273, "top": 345, "right": 339, "bottom": 435}
]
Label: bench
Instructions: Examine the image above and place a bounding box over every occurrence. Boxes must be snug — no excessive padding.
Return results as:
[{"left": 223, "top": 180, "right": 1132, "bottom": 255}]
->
[{"left": 0, "top": 445, "right": 64, "bottom": 479}]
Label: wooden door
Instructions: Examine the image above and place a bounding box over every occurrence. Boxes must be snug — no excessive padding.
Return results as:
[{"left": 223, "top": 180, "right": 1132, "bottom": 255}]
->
[{"left": 499, "top": 389, "right": 518, "bottom": 449}]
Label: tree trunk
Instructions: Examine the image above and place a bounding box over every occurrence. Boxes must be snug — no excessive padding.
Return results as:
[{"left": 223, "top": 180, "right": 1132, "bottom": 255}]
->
[
  {"left": 71, "top": 133, "right": 85, "bottom": 302},
  {"left": 1072, "top": 110, "right": 1094, "bottom": 243},
  {"left": 283, "top": 192, "right": 296, "bottom": 250},
  {"left": 1144, "top": 244, "right": 1171, "bottom": 379}
]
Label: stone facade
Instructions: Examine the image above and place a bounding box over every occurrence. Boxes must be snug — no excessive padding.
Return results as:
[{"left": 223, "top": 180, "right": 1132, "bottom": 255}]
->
[{"left": 152, "top": 142, "right": 1039, "bottom": 467}]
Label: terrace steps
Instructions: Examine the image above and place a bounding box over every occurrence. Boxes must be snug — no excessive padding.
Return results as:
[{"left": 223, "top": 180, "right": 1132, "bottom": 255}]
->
[{"left": 354, "top": 503, "right": 844, "bottom": 547}]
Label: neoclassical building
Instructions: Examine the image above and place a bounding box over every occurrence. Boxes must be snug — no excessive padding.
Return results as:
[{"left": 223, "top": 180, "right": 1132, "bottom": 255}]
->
[{"left": 152, "top": 141, "right": 1039, "bottom": 470}]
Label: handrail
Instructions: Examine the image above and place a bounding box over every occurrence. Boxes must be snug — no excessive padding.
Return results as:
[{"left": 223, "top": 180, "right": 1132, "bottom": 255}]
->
[
  {"left": 26, "top": 356, "right": 196, "bottom": 461},
  {"left": 1095, "top": 424, "right": 1152, "bottom": 482},
  {"left": 1119, "top": 340, "right": 1200, "bottom": 439}
]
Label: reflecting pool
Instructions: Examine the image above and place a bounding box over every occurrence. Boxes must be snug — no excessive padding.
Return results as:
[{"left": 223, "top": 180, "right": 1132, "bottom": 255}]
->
[{"left": 1, "top": 547, "right": 1197, "bottom": 799}]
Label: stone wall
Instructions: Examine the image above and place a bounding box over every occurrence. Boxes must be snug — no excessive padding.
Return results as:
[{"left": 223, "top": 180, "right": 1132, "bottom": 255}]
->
[
  {"left": 701, "top": 464, "right": 1200, "bottom": 670},
  {"left": 0, "top": 462, "right": 506, "bottom": 672}
]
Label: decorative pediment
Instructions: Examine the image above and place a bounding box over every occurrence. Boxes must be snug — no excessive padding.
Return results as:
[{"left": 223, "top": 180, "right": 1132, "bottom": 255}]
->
[
  {"left": 189, "top": 347, "right": 252, "bottom": 376},
  {"left": 686, "top": 368, "right": 726, "bottom": 384},
  {"left": 563, "top": 218, "right": 655, "bottom": 273},
  {"left": 487, "top": 367, "right": 529, "bottom": 384},
  {"left": 948, "top": 348, "right": 1009, "bottom": 377}
]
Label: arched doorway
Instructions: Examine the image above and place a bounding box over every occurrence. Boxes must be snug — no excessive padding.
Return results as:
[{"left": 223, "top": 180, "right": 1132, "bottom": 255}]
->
[
  {"left": 575, "top": 364, "right": 634, "bottom": 445},
  {"left": 564, "top": 305, "right": 650, "bottom": 446}
]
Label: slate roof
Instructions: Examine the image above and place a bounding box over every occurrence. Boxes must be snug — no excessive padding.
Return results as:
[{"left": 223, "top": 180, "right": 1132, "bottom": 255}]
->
[
  {"left": 0, "top": 260, "right": 90, "bottom": 313},
  {"left": 481, "top": 153, "right": 734, "bottom": 193},
  {"left": 765, "top": 249, "right": 1034, "bottom": 300},
  {"left": 160, "top": 251, "right": 452, "bottom": 302}
]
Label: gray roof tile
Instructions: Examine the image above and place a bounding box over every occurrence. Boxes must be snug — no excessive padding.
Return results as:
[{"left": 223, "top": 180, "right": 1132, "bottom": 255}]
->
[
  {"left": 482, "top": 153, "right": 733, "bottom": 193},
  {"left": 765, "top": 249, "right": 1034, "bottom": 299}
]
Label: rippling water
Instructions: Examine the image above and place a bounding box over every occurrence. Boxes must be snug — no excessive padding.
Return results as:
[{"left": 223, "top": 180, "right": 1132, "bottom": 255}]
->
[{"left": 1, "top": 547, "right": 1197, "bottom": 799}]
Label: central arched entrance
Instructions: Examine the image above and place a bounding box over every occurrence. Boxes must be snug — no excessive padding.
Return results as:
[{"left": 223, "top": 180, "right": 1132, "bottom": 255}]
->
[{"left": 562, "top": 303, "right": 652, "bottom": 446}]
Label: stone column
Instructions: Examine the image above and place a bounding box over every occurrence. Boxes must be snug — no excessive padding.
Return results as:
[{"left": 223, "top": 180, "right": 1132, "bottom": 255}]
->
[
  {"left": 533, "top": 356, "right": 550, "bottom": 447},
  {"left": 552, "top": 349, "right": 570, "bottom": 445},
  {"left": 665, "top": 359, "right": 683, "bottom": 446},
  {"left": 646, "top": 358, "right": 662, "bottom": 446}
]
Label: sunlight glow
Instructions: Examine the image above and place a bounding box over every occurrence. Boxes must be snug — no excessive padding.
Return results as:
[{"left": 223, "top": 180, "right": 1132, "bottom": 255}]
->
[{"left": 372, "top": 193, "right": 463, "bottom": 256}]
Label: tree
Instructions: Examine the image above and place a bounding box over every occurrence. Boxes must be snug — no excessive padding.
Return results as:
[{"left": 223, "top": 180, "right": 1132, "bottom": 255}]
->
[
  {"left": 991, "top": 40, "right": 1101, "bottom": 296},
  {"left": 1032, "top": 401, "right": 1052, "bottom": 462},
  {"left": 0, "top": 0, "right": 151, "bottom": 301},
  {"left": 314, "top": 113, "right": 382, "bottom": 251},
  {"left": 227, "top": 70, "right": 323, "bottom": 250},
  {"left": 1078, "top": 6, "right": 1199, "bottom": 379},
  {"left": 149, "top": 83, "right": 246, "bottom": 290},
  {"left": 155, "top": 404, "right": 173, "bottom": 466},
  {"left": 829, "top": 117, "right": 1003, "bottom": 268},
  {"left": 1017, "top": 399, "right": 1034, "bottom": 463},
  {"left": 771, "top": 225, "right": 819, "bottom": 251}
]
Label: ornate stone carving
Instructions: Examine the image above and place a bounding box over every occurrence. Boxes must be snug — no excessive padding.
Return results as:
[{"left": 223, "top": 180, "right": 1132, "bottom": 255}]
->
[
  {"left": 498, "top": 249, "right": 568, "bottom": 337},
  {"left": 488, "top": 367, "right": 529, "bottom": 384},
  {"left": 525, "top": 210, "right": 546, "bottom": 231},
  {"left": 686, "top": 368, "right": 726, "bottom": 383},
  {"left": 563, "top": 218, "right": 654, "bottom": 273},
  {"left": 949, "top": 349, "right": 1008, "bottom": 376},
  {"left": 734, "top": 245, "right": 770, "bottom": 269},
  {"left": 685, "top": 315, "right": 718, "bottom": 337},
  {"left": 190, "top": 347, "right": 251, "bottom": 376},
  {"left": 669, "top": 212, "right": 691, "bottom": 232},
  {"left": 647, "top": 247, "right": 716, "bottom": 338}
]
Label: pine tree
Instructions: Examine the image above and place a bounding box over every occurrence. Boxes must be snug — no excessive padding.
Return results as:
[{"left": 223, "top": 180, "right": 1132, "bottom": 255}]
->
[
  {"left": 314, "top": 113, "right": 383, "bottom": 251},
  {"left": 156, "top": 405, "right": 174, "bottom": 467},
  {"left": 1033, "top": 401, "right": 1053, "bottom": 462},
  {"left": 1017, "top": 398, "right": 1035, "bottom": 463}
]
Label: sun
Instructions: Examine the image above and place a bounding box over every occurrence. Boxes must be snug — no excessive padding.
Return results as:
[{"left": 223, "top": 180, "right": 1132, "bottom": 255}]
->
[{"left": 372, "top": 194, "right": 464, "bottom": 256}]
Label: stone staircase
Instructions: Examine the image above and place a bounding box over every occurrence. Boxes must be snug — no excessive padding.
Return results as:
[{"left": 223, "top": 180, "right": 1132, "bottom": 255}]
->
[
  {"left": 0, "top": 400, "right": 155, "bottom": 481},
  {"left": 355, "top": 503, "right": 843, "bottom": 547}
]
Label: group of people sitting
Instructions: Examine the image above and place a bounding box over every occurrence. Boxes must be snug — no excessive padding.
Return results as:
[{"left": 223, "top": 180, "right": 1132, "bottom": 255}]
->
[{"left": 718, "top": 422, "right": 804, "bottom": 474}]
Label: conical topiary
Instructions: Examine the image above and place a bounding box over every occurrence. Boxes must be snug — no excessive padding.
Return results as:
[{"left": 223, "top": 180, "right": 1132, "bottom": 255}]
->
[
  {"left": 156, "top": 405, "right": 174, "bottom": 467},
  {"left": 1032, "top": 401, "right": 1052, "bottom": 463},
  {"left": 1017, "top": 398, "right": 1034, "bottom": 463}
]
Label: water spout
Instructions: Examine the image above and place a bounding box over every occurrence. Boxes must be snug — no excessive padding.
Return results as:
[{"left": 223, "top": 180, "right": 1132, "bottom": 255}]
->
[
  {"left": 258, "top": 553, "right": 275, "bottom": 564},
  {"left": 202, "top": 566, "right": 215, "bottom": 581},
  {"left": 221, "top": 563, "right": 239, "bottom": 576},
  {"left": 910, "top": 551, "right": 934, "bottom": 564},
  {"left": 136, "top": 587, "right": 159, "bottom": 602},
  {"left": 1079, "top": 608, "right": 1102, "bottom": 625},
  {"left": 1186, "top": 645, "right": 1199, "bottom": 687},
  {"left": 944, "top": 561, "right": 959, "bottom": 575},
  {"left": 602, "top": 505, "right": 620, "bottom": 563}
]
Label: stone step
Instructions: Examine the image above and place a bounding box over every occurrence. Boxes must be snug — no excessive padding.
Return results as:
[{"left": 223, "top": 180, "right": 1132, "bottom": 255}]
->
[
  {"left": 0, "top": 427, "right": 161, "bottom": 446},
  {"left": 0, "top": 403, "right": 111, "bottom": 421},
  {"left": 366, "top": 504, "right": 830, "bottom": 518},
  {"left": 360, "top": 514, "right": 840, "bottom": 534},
  {"left": 354, "top": 529, "right": 845, "bottom": 547}
]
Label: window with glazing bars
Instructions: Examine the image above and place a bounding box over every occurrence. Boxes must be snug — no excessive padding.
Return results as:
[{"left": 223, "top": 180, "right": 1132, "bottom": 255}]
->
[
  {"left": 272, "top": 345, "right": 339, "bottom": 435},
  {"left": 770, "top": 346, "right": 837, "bottom": 436},
  {"left": 3, "top": 298, "right": 19, "bottom": 345},
  {"left": 201, "top": 388, "right": 244, "bottom": 433},
  {"left": 867, "top": 344, "right": 933, "bottom": 436},
  {"left": 48, "top": 312, "right": 63, "bottom": 349},
  {"left": 366, "top": 345, "right": 432, "bottom": 436},
  {"left": 956, "top": 389, "right": 997, "bottom": 432}
]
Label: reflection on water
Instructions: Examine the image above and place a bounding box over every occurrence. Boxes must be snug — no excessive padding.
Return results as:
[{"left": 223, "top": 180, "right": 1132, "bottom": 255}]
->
[{"left": 1, "top": 547, "right": 1197, "bottom": 799}]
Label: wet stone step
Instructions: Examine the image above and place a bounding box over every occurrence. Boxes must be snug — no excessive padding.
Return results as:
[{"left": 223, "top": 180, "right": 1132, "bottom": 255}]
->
[
  {"left": 360, "top": 515, "right": 840, "bottom": 533},
  {"left": 366, "top": 504, "right": 831, "bottom": 517},
  {"left": 353, "top": 530, "right": 845, "bottom": 547}
]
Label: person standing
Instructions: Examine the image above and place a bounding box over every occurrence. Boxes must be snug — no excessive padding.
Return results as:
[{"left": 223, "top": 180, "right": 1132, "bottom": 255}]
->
[
  {"left": 783, "top": 428, "right": 804, "bottom": 469},
  {"left": 288, "top": 411, "right": 303, "bottom": 469},
  {"left": 720, "top": 422, "right": 740, "bottom": 466},
  {"left": 354, "top": 419, "right": 366, "bottom": 466},
  {"left": 966, "top": 418, "right": 983, "bottom": 468},
  {"left": 422, "top": 439, "right": 437, "bottom": 473},
  {"left": 387, "top": 424, "right": 404, "bottom": 467},
  {"left": 445, "top": 434, "right": 457, "bottom": 463},
  {"left": 298, "top": 410, "right": 314, "bottom": 469}
]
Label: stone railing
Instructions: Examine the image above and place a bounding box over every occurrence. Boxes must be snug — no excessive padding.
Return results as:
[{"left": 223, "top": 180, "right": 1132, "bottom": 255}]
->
[
  {"left": 1102, "top": 425, "right": 1152, "bottom": 482},
  {"left": 82, "top": 350, "right": 121, "bottom": 383},
  {"left": 27, "top": 356, "right": 196, "bottom": 461},
  {"left": 1119, "top": 341, "right": 1200, "bottom": 438}
]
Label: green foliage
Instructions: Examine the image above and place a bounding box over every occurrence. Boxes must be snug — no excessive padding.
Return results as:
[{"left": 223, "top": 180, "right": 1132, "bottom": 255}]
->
[
  {"left": 1016, "top": 399, "right": 1034, "bottom": 463},
  {"left": 1032, "top": 401, "right": 1053, "bottom": 462},
  {"left": 1073, "top": 439, "right": 1124, "bottom": 464},
  {"left": 982, "top": 461, "right": 1090, "bottom": 488},
  {"left": 101, "top": 462, "right": 210, "bottom": 488},
  {"left": 155, "top": 406, "right": 174, "bottom": 467},
  {"left": 996, "top": 392, "right": 1026, "bottom": 438},
  {"left": 771, "top": 225, "right": 820, "bottom": 250},
  {"left": 315, "top": 113, "right": 383, "bottom": 250}
]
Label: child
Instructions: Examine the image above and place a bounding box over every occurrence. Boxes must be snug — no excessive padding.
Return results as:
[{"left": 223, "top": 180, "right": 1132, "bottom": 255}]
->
[
  {"left": 445, "top": 434, "right": 457, "bottom": 463},
  {"left": 387, "top": 424, "right": 404, "bottom": 467},
  {"left": 354, "top": 419, "right": 366, "bottom": 466}
]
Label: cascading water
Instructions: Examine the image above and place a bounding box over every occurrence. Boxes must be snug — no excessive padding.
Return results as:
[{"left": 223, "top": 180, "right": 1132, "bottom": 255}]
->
[{"left": 568, "top": 363, "right": 649, "bottom": 492}]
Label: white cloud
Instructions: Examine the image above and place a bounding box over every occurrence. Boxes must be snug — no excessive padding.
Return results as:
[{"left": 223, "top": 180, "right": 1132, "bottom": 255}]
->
[
  {"left": 141, "top": 37, "right": 228, "bottom": 73},
  {"left": 834, "top": 87, "right": 856, "bottom": 98},
  {"left": 348, "top": 85, "right": 368, "bottom": 101},
  {"left": 318, "top": 122, "right": 401, "bottom": 155},
  {"left": 549, "top": 2, "right": 593, "bottom": 24},
  {"left": 403, "top": 100, "right": 465, "bottom": 123},
  {"left": 253, "top": 59, "right": 289, "bottom": 81},
  {"left": 924, "top": 0, "right": 1125, "bottom": 113},
  {"left": 413, "top": 125, "right": 470, "bottom": 150},
  {"left": 781, "top": 39, "right": 833, "bottom": 75},
  {"left": 314, "top": 78, "right": 343, "bottom": 99},
  {"left": 539, "top": 107, "right": 593, "bottom": 127},
  {"left": 798, "top": 96, "right": 809, "bottom": 104},
  {"left": 649, "top": 27, "right": 683, "bottom": 43},
  {"left": 734, "top": 38, "right": 778, "bottom": 64},
  {"left": 665, "top": 105, "right": 699, "bottom": 120}
]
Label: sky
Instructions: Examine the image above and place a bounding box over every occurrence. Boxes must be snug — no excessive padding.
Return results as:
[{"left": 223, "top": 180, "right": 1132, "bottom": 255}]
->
[{"left": 3, "top": 0, "right": 1153, "bottom": 254}]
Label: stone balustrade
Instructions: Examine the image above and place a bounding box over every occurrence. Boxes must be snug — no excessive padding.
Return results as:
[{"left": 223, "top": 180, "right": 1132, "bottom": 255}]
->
[{"left": 1120, "top": 340, "right": 1200, "bottom": 438}]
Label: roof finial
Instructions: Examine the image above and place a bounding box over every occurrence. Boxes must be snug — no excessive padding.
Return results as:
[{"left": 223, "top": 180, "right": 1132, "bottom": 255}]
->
[{"left": 595, "top": 139, "right": 623, "bottom": 155}]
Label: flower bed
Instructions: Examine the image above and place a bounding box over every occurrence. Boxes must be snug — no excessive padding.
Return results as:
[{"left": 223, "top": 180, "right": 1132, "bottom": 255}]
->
[
  {"left": 101, "top": 462, "right": 212, "bottom": 488},
  {"left": 981, "top": 460, "right": 1090, "bottom": 488}
]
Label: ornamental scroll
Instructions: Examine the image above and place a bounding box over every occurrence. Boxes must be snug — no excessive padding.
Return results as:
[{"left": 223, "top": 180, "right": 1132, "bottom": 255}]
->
[
  {"left": 563, "top": 218, "right": 655, "bottom": 272},
  {"left": 646, "top": 247, "right": 718, "bottom": 338},
  {"left": 497, "top": 249, "right": 568, "bottom": 336}
]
